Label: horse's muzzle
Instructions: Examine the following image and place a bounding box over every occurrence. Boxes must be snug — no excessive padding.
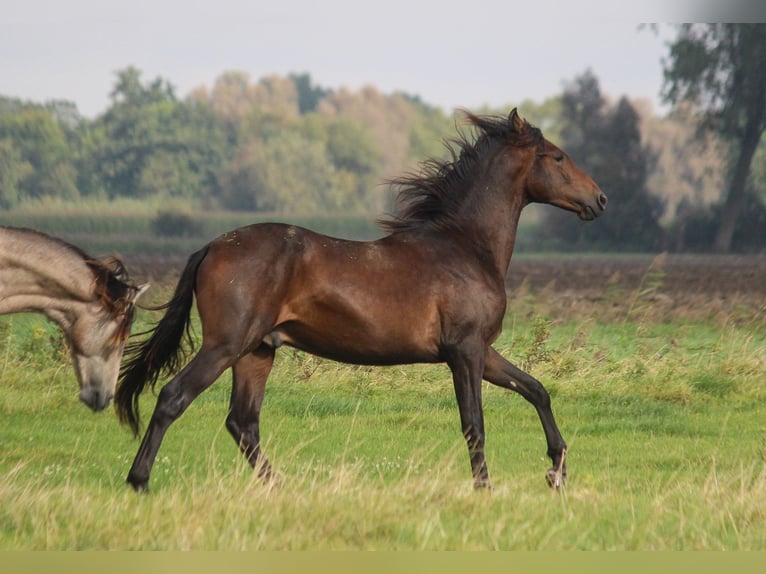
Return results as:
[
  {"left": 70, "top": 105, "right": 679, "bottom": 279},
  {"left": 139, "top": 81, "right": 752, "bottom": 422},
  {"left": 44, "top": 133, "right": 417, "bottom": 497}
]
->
[
  {"left": 579, "top": 192, "right": 608, "bottom": 220},
  {"left": 79, "top": 388, "right": 113, "bottom": 412}
]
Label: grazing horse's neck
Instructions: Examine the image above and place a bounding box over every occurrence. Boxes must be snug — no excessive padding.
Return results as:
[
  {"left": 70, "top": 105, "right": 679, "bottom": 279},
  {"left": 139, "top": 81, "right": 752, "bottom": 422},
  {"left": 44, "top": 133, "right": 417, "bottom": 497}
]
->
[{"left": 0, "top": 248, "right": 98, "bottom": 333}]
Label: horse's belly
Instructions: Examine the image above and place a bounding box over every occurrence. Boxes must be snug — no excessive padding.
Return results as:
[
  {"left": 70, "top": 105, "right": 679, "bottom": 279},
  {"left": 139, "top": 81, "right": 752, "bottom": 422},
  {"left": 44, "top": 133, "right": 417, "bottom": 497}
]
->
[{"left": 263, "top": 320, "right": 440, "bottom": 366}]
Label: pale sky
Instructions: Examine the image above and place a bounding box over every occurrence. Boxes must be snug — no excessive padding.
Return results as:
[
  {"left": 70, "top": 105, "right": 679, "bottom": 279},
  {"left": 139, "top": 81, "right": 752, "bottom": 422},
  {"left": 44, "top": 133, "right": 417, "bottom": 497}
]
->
[{"left": 0, "top": 0, "right": 732, "bottom": 119}]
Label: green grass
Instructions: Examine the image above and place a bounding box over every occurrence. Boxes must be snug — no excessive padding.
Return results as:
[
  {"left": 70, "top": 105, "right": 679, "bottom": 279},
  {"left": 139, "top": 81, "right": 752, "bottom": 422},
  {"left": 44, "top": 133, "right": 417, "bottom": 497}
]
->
[{"left": 1, "top": 305, "right": 765, "bottom": 550}]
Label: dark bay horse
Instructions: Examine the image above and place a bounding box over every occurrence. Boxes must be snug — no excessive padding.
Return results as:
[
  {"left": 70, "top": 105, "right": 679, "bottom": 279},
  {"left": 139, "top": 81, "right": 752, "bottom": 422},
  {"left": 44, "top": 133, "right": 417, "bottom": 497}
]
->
[
  {"left": 116, "top": 109, "right": 607, "bottom": 491},
  {"left": 0, "top": 226, "right": 148, "bottom": 411}
]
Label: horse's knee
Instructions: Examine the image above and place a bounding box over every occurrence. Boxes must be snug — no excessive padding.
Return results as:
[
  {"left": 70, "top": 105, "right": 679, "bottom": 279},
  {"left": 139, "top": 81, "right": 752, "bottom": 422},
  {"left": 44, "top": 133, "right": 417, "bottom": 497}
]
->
[
  {"left": 153, "top": 382, "right": 190, "bottom": 422},
  {"left": 226, "top": 409, "right": 261, "bottom": 449},
  {"left": 533, "top": 383, "right": 551, "bottom": 409},
  {"left": 225, "top": 411, "right": 256, "bottom": 442}
]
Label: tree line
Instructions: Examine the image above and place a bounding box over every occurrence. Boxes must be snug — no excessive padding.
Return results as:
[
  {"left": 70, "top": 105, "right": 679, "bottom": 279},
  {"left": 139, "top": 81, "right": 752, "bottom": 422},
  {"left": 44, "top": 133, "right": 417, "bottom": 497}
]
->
[
  {"left": 0, "top": 68, "right": 466, "bottom": 219},
  {"left": 1, "top": 24, "right": 765, "bottom": 253}
]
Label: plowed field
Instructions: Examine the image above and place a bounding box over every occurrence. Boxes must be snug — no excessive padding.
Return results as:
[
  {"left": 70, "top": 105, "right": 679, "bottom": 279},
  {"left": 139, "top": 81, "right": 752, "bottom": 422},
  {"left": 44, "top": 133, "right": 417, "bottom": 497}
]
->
[{"left": 124, "top": 253, "right": 765, "bottom": 321}]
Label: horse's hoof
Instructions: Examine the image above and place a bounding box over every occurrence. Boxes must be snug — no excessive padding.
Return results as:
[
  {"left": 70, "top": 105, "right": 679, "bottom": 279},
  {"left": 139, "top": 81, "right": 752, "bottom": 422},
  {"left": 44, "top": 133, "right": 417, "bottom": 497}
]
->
[
  {"left": 127, "top": 476, "right": 149, "bottom": 493},
  {"left": 256, "top": 462, "right": 274, "bottom": 482},
  {"left": 546, "top": 447, "right": 567, "bottom": 490},
  {"left": 546, "top": 468, "right": 565, "bottom": 490},
  {"left": 473, "top": 478, "right": 493, "bottom": 491}
]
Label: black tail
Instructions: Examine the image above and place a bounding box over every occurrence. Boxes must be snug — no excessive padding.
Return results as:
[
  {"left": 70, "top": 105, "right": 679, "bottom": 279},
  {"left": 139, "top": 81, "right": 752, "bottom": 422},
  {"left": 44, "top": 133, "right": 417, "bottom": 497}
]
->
[{"left": 115, "top": 246, "right": 209, "bottom": 436}]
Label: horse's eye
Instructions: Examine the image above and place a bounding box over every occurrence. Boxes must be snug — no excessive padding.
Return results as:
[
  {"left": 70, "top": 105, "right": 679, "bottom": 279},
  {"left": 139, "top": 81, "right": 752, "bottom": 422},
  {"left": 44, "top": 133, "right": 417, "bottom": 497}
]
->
[{"left": 536, "top": 153, "right": 564, "bottom": 164}]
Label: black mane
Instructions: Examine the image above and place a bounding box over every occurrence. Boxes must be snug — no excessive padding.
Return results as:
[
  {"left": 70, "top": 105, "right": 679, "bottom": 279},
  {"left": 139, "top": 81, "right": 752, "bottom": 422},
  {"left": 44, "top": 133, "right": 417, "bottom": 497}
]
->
[{"left": 378, "top": 111, "right": 543, "bottom": 233}]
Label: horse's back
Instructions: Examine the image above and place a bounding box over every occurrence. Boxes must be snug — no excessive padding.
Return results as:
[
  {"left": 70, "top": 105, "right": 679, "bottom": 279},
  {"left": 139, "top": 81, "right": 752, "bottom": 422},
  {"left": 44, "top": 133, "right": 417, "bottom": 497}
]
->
[{"left": 204, "top": 222, "right": 452, "bottom": 298}]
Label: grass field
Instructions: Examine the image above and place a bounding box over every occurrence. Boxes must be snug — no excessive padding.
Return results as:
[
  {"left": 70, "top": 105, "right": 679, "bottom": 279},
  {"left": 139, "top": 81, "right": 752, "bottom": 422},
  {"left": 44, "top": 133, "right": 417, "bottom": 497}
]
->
[
  {"left": 0, "top": 204, "right": 384, "bottom": 255},
  {"left": 1, "top": 277, "right": 765, "bottom": 550},
  {"left": 0, "top": 202, "right": 550, "bottom": 256}
]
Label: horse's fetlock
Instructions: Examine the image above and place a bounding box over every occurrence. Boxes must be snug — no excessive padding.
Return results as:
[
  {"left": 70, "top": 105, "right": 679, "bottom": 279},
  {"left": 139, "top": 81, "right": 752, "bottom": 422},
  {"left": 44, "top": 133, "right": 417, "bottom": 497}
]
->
[{"left": 127, "top": 473, "right": 149, "bottom": 493}]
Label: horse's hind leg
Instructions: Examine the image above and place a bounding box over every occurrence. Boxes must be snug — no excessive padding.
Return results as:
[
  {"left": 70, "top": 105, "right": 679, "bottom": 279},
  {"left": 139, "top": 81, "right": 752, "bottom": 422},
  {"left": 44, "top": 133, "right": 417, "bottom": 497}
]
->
[
  {"left": 126, "top": 344, "right": 235, "bottom": 491},
  {"left": 226, "top": 344, "right": 275, "bottom": 480},
  {"left": 483, "top": 346, "right": 567, "bottom": 489}
]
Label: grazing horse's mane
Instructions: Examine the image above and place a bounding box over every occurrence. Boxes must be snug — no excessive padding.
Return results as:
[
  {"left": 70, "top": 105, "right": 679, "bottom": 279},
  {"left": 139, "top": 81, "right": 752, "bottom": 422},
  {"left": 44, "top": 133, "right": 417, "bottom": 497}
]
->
[
  {"left": 86, "top": 257, "right": 139, "bottom": 343},
  {"left": 378, "top": 110, "right": 544, "bottom": 233},
  {"left": 12, "top": 226, "right": 137, "bottom": 342}
]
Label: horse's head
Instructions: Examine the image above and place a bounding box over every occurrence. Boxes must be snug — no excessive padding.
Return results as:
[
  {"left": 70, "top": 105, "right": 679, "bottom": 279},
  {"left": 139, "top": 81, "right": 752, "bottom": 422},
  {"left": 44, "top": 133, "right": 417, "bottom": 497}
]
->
[
  {"left": 510, "top": 109, "right": 607, "bottom": 220},
  {"left": 71, "top": 261, "right": 149, "bottom": 412}
]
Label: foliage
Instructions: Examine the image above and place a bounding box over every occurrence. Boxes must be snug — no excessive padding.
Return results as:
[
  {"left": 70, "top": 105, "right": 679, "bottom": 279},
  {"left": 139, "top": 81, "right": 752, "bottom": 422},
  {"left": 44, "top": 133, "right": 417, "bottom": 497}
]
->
[
  {"left": 290, "top": 72, "right": 331, "bottom": 114},
  {"left": 640, "top": 103, "right": 726, "bottom": 227},
  {"left": 670, "top": 192, "right": 766, "bottom": 253},
  {"left": 0, "top": 101, "right": 79, "bottom": 206},
  {"left": 221, "top": 129, "right": 343, "bottom": 212},
  {"left": 521, "top": 316, "right": 552, "bottom": 370},
  {"left": 2, "top": 62, "right": 765, "bottom": 252},
  {"left": 0, "top": 209, "right": 383, "bottom": 257},
  {"left": 151, "top": 211, "right": 204, "bottom": 238},
  {"left": 90, "top": 68, "right": 229, "bottom": 203},
  {"left": 0, "top": 138, "right": 32, "bottom": 208}
]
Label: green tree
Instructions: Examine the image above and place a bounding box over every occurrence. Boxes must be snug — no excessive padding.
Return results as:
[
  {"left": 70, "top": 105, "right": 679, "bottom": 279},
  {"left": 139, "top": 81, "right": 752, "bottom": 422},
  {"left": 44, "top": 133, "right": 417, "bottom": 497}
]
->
[
  {"left": 71, "top": 121, "right": 108, "bottom": 199},
  {"left": 93, "top": 67, "right": 228, "bottom": 201},
  {"left": 318, "top": 86, "right": 418, "bottom": 211},
  {"left": 407, "top": 102, "right": 453, "bottom": 163},
  {"left": 0, "top": 139, "right": 32, "bottom": 208},
  {"left": 110, "top": 66, "right": 176, "bottom": 107},
  {"left": 641, "top": 102, "right": 725, "bottom": 228},
  {"left": 0, "top": 106, "right": 79, "bottom": 202},
  {"left": 323, "top": 117, "right": 382, "bottom": 208},
  {"left": 219, "top": 130, "right": 343, "bottom": 213},
  {"left": 290, "top": 73, "right": 331, "bottom": 114},
  {"left": 750, "top": 140, "right": 766, "bottom": 204},
  {"left": 662, "top": 24, "right": 766, "bottom": 252}
]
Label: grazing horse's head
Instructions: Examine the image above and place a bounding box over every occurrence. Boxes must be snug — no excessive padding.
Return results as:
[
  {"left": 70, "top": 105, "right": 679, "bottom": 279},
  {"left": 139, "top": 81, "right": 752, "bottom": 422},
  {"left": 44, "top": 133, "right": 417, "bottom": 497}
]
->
[
  {"left": 70, "top": 258, "right": 148, "bottom": 412},
  {"left": 505, "top": 108, "right": 607, "bottom": 220}
]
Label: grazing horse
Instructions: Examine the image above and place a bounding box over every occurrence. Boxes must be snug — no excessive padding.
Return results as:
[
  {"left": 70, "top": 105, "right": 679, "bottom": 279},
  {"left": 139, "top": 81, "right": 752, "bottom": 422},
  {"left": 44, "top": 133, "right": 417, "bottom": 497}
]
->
[
  {"left": 116, "top": 109, "right": 606, "bottom": 491},
  {"left": 0, "top": 226, "right": 148, "bottom": 411}
]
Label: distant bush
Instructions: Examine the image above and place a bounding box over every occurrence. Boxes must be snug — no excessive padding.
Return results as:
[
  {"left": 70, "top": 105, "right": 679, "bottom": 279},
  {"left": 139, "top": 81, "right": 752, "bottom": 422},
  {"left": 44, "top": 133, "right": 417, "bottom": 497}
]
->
[{"left": 151, "top": 211, "right": 204, "bottom": 238}]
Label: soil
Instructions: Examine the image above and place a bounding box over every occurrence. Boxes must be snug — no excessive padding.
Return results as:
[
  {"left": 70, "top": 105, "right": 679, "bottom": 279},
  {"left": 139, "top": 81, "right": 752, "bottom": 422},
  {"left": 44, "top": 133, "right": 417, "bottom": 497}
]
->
[
  {"left": 506, "top": 254, "right": 766, "bottom": 297},
  {"left": 503, "top": 254, "right": 765, "bottom": 322}
]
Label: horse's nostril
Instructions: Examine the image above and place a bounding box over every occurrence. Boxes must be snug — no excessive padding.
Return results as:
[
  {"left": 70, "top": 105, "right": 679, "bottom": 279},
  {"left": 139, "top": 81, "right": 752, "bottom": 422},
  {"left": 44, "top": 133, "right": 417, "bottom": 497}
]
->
[
  {"left": 79, "top": 387, "right": 111, "bottom": 412},
  {"left": 598, "top": 193, "right": 608, "bottom": 209}
]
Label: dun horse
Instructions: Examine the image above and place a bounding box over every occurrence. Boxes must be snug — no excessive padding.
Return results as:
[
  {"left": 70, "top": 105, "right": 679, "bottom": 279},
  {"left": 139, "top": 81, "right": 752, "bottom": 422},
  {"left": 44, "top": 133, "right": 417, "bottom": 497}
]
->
[
  {"left": 116, "top": 109, "right": 607, "bottom": 491},
  {"left": 0, "top": 226, "right": 148, "bottom": 411}
]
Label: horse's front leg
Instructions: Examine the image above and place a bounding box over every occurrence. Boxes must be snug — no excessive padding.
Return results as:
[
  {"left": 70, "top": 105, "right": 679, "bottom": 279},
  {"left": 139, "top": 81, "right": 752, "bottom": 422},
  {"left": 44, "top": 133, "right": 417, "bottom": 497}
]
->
[
  {"left": 446, "top": 342, "right": 491, "bottom": 490},
  {"left": 483, "top": 346, "right": 567, "bottom": 489}
]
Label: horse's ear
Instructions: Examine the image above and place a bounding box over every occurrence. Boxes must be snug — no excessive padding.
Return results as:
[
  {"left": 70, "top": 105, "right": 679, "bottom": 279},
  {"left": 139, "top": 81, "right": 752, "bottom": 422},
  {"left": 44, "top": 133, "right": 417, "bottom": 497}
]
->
[
  {"left": 133, "top": 282, "right": 150, "bottom": 302},
  {"left": 509, "top": 108, "right": 525, "bottom": 133}
]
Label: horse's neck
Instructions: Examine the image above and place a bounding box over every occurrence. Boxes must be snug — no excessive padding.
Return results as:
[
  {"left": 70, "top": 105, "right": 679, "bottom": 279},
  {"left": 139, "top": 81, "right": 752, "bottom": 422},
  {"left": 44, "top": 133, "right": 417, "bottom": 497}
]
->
[
  {"left": 474, "top": 200, "right": 525, "bottom": 277},
  {"left": 0, "top": 246, "right": 95, "bottom": 331},
  {"left": 459, "top": 172, "right": 528, "bottom": 277}
]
